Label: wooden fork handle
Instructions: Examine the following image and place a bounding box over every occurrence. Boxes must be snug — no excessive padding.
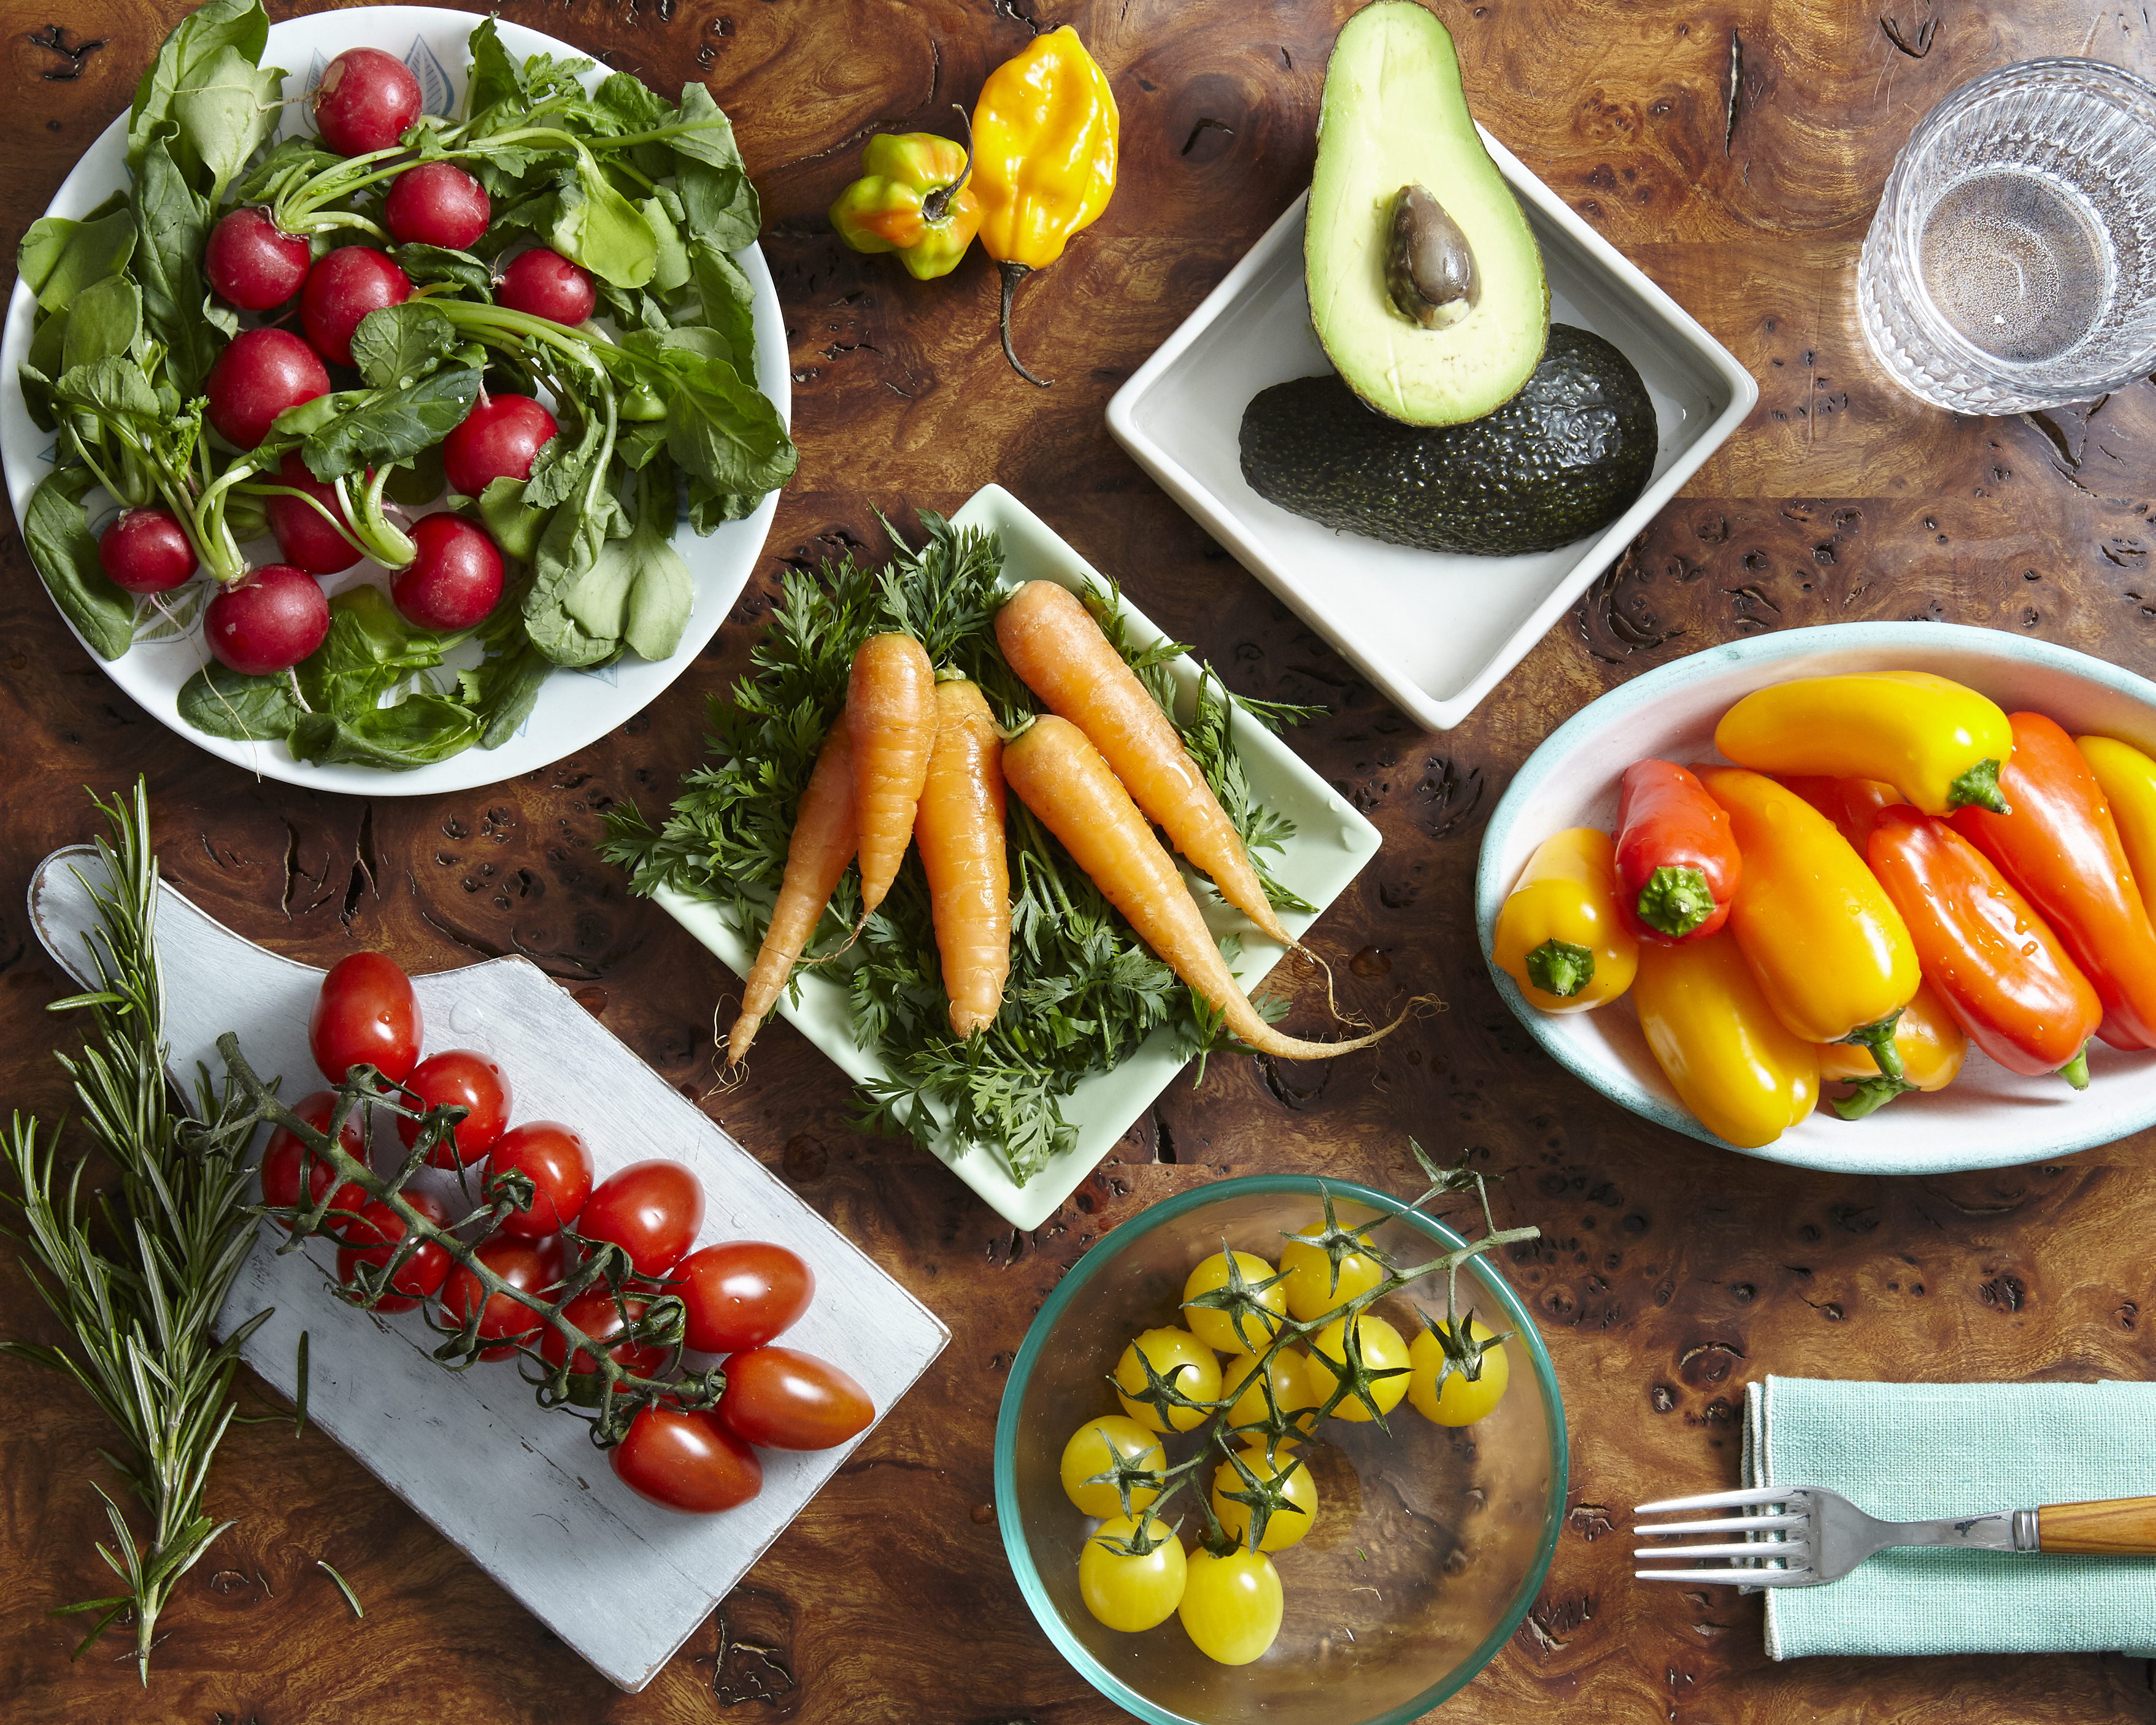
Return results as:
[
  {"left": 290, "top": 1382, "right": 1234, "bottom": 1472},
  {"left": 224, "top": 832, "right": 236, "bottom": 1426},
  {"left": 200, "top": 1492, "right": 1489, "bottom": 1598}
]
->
[{"left": 2038, "top": 1496, "right": 2156, "bottom": 1555}]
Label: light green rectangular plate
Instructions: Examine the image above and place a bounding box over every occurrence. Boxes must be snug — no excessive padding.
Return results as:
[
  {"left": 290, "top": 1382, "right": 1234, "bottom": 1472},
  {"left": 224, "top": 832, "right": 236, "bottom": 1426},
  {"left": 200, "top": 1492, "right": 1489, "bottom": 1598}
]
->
[{"left": 654, "top": 483, "right": 1382, "bottom": 1230}]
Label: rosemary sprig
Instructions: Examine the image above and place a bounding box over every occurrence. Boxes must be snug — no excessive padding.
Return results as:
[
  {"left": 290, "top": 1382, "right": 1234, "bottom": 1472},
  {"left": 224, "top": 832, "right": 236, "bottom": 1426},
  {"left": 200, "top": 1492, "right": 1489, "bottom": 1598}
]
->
[{"left": 0, "top": 783, "right": 268, "bottom": 1683}]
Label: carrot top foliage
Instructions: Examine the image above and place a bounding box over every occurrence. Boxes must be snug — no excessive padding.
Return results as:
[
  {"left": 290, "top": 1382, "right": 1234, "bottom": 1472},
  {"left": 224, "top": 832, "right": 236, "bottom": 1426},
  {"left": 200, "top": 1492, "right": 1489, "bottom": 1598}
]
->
[{"left": 601, "top": 513, "right": 1318, "bottom": 1188}]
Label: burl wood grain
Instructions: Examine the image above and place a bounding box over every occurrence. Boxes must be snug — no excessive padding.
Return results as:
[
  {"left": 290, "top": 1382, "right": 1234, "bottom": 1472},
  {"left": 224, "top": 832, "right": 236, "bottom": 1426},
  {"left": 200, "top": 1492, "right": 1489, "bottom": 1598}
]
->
[{"left": 4, "top": 1, "right": 2156, "bottom": 1721}]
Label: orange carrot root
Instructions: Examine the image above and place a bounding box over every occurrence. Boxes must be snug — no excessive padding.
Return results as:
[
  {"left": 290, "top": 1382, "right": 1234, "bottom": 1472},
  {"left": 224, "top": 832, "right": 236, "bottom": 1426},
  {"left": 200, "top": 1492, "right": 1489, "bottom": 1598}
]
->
[
  {"left": 916, "top": 680, "right": 1011, "bottom": 1037},
  {"left": 847, "top": 632, "right": 937, "bottom": 920},
  {"left": 1002, "top": 716, "right": 1418, "bottom": 1061},
  {"left": 726, "top": 718, "right": 858, "bottom": 1068}
]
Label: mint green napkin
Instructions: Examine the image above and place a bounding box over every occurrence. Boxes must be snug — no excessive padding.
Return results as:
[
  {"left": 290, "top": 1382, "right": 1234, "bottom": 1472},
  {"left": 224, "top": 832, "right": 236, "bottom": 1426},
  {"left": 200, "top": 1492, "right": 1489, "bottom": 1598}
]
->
[{"left": 1743, "top": 1376, "right": 2156, "bottom": 1659}]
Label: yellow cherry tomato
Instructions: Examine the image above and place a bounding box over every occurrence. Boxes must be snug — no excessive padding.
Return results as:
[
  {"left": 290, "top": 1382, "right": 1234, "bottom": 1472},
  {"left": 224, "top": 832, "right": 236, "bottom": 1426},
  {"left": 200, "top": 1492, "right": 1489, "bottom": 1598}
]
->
[
  {"left": 1407, "top": 1317, "right": 1510, "bottom": 1426},
  {"left": 1306, "top": 1313, "right": 1411, "bottom": 1422},
  {"left": 1277, "top": 1222, "right": 1385, "bottom": 1322},
  {"left": 1178, "top": 1545, "right": 1284, "bottom": 1665},
  {"left": 1220, "top": 1348, "right": 1319, "bottom": 1440},
  {"left": 1058, "top": 1415, "right": 1164, "bottom": 1518},
  {"left": 1181, "top": 1249, "right": 1288, "bottom": 1354},
  {"left": 1211, "top": 1445, "right": 1319, "bottom": 1553},
  {"left": 1079, "top": 1513, "right": 1187, "bottom": 1632},
  {"left": 1113, "top": 1327, "right": 1222, "bottom": 1434}
]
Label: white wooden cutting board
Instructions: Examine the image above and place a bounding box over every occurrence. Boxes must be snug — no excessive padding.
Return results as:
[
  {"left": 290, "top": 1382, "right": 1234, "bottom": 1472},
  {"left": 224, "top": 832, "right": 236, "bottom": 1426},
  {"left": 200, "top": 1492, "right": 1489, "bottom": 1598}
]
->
[{"left": 28, "top": 846, "right": 949, "bottom": 1692}]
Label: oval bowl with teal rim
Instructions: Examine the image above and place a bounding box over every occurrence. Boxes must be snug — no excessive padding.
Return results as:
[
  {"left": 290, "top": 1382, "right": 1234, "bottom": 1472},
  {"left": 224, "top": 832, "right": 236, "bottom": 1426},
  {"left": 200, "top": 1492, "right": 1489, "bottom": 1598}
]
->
[
  {"left": 994, "top": 1175, "right": 1564, "bottom": 1725},
  {"left": 1476, "top": 622, "right": 2156, "bottom": 1170}
]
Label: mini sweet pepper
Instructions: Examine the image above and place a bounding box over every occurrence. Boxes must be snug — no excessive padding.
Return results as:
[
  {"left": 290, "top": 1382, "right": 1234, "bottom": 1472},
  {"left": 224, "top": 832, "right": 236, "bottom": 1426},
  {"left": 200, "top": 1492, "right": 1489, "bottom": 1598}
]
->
[
  {"left": 1633, "top": 931, "right": 1820, "bottom": 1149},
  {"left": 2077, "top": 734, "right": 2156, "bottom": 920},
  {"left": 1815, "top": 977, "right": 1967, "bottom": 1119},
  {"left": 829, "top": 126, "right": 983, "bottom": 281},
  {"left": 1491, "top": 828, "right": 1638, "bottom": 1012},
  {"left": 1613, "top": 759, "right": 1741, "bottom": 943}
]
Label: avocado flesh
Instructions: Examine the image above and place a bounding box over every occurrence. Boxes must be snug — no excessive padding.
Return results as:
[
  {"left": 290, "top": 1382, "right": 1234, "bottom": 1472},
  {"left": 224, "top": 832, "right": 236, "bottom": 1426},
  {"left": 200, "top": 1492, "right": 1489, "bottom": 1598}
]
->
[
  {"left": 1307, "top": 1, "right": 1549, "bottom": 426},
  {"left": 1239, "top": 326, "right": 1656, "bottom": 556}
]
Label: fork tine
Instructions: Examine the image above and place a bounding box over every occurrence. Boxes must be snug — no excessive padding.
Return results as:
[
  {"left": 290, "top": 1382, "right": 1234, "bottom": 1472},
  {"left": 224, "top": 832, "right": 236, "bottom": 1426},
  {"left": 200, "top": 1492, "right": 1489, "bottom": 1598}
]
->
[
  {"left": 1634, "top": 1486, "right": 1804, "bottom": 1514},
  {"left": 1633, "top": 1539, "right": 1810, "bottom": 1562},
  {"left": 1634, "top": 1512, "right": 1808, "bottom": 1537},
  {"left": 1633, "top": 1566, "right": 1817, "bottom": 1587}
]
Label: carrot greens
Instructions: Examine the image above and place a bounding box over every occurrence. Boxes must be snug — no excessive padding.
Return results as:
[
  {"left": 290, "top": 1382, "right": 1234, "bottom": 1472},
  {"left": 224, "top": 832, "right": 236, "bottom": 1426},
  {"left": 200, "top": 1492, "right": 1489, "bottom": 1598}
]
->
[{"left": 601, "top": 513, "right": 1315, "bottom": 1187}]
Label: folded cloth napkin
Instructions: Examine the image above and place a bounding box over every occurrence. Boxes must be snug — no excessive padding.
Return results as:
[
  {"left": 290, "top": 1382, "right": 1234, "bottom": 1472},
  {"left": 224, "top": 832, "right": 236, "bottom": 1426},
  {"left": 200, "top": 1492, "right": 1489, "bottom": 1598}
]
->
[{"left": 1742, "top": 1375, "right": 2156, "bottom": 1659}]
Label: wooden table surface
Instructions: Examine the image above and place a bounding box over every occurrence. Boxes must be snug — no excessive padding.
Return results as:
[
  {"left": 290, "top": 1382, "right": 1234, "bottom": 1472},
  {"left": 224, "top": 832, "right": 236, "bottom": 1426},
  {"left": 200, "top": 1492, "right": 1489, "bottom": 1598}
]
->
[{"left": 6, "top": 1, "right": 2156, "bottom": 1720}]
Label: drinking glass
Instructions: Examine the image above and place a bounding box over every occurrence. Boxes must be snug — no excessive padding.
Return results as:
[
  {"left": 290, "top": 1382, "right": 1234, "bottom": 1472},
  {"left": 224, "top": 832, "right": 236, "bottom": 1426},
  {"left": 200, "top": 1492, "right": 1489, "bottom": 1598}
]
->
[{"left": 1857, "top": 58, "right": 2156, "bottom": 415}]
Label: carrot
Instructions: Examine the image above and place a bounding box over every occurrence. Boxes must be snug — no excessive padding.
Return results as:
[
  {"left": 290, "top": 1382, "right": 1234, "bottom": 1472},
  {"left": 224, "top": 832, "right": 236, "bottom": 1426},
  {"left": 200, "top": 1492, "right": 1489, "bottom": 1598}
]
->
[
  {"left": 725, "top": 718, "right": 858, "bottom": 1068},
  {"left": 1003, "top": 717, "right": 1406, "bottom": 1060},
  {"left": 915, "top": 680, "right": 1011, "bottom": 1036},
  {"left": 847, "top": 632, "right": 937, "bottom": 920},
  {"left": 995, "top": 579, "right": 1293, "bottom": 946}
]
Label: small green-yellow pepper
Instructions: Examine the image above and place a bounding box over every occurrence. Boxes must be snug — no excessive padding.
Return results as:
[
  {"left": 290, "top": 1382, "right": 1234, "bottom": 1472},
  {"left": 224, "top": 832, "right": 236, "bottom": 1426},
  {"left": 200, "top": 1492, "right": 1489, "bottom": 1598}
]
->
[{"left": 829, "top": 129, "right": 982, "bottom": 282}]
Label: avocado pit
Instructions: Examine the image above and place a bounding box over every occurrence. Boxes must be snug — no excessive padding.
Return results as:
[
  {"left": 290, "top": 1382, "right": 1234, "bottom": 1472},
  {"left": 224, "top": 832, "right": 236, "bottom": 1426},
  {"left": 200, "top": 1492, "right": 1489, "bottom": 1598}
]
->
[{"left": 1385, "top": 183, "right": 1477, "bottom": 330}]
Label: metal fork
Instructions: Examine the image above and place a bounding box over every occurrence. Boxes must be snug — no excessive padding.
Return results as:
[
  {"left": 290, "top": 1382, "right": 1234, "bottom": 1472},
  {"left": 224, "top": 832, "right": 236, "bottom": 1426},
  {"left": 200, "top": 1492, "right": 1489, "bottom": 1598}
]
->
[{"left": 1633, "top": 1485, "right": 2156, "bottom": 1587}]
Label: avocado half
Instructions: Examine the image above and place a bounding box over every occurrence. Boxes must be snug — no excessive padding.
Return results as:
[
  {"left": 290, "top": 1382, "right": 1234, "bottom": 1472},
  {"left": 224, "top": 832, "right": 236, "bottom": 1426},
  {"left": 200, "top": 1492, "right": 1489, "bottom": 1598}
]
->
[
  {"left": 1239, "top": 326, "right": 1657, "bottom": 556},
  {"left": 1306, "top": 1, "right": 1549, "bottom": 426}
]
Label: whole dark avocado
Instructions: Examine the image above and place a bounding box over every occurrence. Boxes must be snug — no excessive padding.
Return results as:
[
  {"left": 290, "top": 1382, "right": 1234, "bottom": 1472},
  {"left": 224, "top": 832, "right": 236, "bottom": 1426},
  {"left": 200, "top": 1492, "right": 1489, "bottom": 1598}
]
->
[{"left": 1239, "top": 325, "right": 1657, "bottom": 556}]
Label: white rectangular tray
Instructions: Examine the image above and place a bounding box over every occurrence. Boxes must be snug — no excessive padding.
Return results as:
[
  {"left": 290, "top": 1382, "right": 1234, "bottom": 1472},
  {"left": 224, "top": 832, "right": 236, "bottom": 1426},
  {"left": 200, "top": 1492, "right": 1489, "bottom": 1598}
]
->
[
  {"left": 1105, "top": 144, "right": 1758, "bottom": 732},
  {"left": 655, "top": 483, "right": 1384, "bottom": 1233},
  {"left": 28, "top": 848, "right": 949, "bottom": 1693}
]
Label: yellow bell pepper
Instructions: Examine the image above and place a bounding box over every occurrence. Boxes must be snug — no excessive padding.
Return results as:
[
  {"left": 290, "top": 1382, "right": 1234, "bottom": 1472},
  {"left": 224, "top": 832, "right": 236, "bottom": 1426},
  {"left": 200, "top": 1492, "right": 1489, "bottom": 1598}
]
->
[
  {"left": 1714, "top": 671, "right": 2013, "bottom": 816},
  {"left": 971, "top": 26, "right": 1118, "bottom": 385},
  {"left": 1634, "top": 932, "right": 1819, "bottom": 1148},
  {"left": 2077, "top": 734, "right": 2156, "bottom": 919},
  {"left": 1490, "top": 828, "right": 1638, "bottom": 1012},
  {"left": 1698, "top": 767, "right": 1921, "bottom": 1077},
  {"left": 1817, "top": 977, "right": 1966, "bottom": 1118}
]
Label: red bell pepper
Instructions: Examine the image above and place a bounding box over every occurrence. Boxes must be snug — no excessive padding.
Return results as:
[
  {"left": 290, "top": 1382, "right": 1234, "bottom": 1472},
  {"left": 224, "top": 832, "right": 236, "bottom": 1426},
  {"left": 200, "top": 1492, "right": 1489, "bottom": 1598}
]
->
[
  {"left": 1951, "top": 712, "right": 2156, "bottom": 1051},
  {"left": 1866, "top": 807, "right": 2098, "bottom": 1083},
  {"left": 1614, "top": 759, "right": 1741, "bottom": 943}
]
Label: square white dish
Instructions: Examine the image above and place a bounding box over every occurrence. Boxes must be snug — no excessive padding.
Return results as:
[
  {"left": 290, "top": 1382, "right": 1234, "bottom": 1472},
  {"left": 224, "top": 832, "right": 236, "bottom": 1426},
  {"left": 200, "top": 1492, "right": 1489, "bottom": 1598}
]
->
[
  {"left": 28, "top": 847, "right": 948, "bottom": 1693},
  {"left": 653, "top": 483, "right": 1384, "bottom": 1233},
  {"left": 1105, "top": 151, "right": 1759, "bottom": 732}
]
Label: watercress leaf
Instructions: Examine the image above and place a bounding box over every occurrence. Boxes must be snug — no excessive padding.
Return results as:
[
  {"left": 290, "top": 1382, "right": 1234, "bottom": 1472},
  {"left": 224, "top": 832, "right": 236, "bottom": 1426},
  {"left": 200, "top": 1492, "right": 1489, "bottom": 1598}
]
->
[
  {"left": 23, "top": 465, "right": 133, "bottom": 661},
  {"left": 350, "top": 301, "right": 456, "bottom": 390},
  {"left": 648, "top": 345, "right": 797, "bottom": 494},
  {"left": 463, "top": 16, "right": 524, "bottom": 120},
  {"left": 520, "top": 398, "right": 604, "bottom": 510},
  {"left": 232, "top": 137, "right": 336, "bottom": 204},
  {"left": 301, "top": 367, "right": 481, "bottom": 478},
  {"left": 177, "top": 659, "right": 302, "bottom": 743},
  {"left": 269, "top": 389, "right": 364, "bottom": 442},
  {"left": 55, "top": 355, "right": 162, "bottom": 423},
  {"left": 593, "top": 71, "right": 670, "bottom": 134},
  {"left": 171, "top": 44, "right": 285, "bottom": 207},
  {"left": 667, "top": 82, "right": 748, "bottom": 173},
  {"left": 129, "top": 0, "right": 269, "bottom": 176},
  {"left": 131, "top": 140, "right": 219, "bottom": 396},
  {"left": 673, "top": 88, "right": 760, "bottom": 252},
  {"left": 641, "top": 194, "right": 690, "bottom": 295},
  {"left": 622, "top": 467, "right": 693, "bottom": 661},
  {"left": 685, "top": 476, "right": 761, "bottom": 534},
  {"left": 61, "top": 277, "right": 141, "bottom": 374},
  {"left": 201, "top": 292, "right": 240, "bottom": 340},
  {"left": 383, "top": 445, "right": 445, "bottom": 506},
  {"left": 392, "top": 242, "right": 494, "bottom": 295},
  {"left": 20, "top": 355, "right": 61, "bottom": 434},
  {"left": 289, "top": 696, "right": 483, "bottom": 769},
  {"left": 550, "top": 166, "right": 658, "bottom": 290},
  {"left": 686, "top": 239, "right": 758, "bottom": 383},
  {"left": 522, "top": 485, "right": 628, "bottom": 666},
  {"left": 18, "top": 210, "right": 137, "bottom": 314},
  {"left": 474, "top": 642, "right": 550, "bottom": 746},
  {"left": 304, "top": 585, "right": 444, "bottom": 699},
  {"left": 478, "top": 476, "right": 550, "bottom": 562}
]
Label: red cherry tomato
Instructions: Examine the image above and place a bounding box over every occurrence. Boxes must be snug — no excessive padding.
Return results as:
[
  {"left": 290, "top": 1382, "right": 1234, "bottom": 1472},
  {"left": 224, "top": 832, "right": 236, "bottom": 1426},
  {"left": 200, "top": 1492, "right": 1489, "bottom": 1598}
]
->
[
  {"left": 336, "top": 1189, "right": 451, "bottom": 1312},
  {"left": 610, "top": 1404, "right": 762, "bottom": 1514},
  {"left": 577, "top": 1159, "right": 705, "bottom": 1278},
  {"left": 441, "top": 1233, "right": 564, "bottom": 1361},
  {"left": 396, "top": 1048, "right": 512, "bottom": 1167},
  {"left": 677, "top": 1242, "right": 814, "bottom": 1354},
  {"left": 486, "top": 1121, "right": 596, "bottom": 1240},
  {"left": 259, "top": 1089, "right": 369, "bottom": 1235},
  {"left": 309, "top": 951, "right": 422, "bottom": 1085},
  {"left": 541, "top": 1288, "right": 664, "bottom": 1380},
  {"left": 717, "top": 1347, "right": 874, "bottom": 1451}
]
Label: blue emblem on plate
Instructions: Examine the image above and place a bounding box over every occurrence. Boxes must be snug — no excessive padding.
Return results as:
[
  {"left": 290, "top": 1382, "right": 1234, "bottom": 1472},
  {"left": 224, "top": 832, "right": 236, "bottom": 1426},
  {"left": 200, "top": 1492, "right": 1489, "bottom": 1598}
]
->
[
  {"left": 574, "top": 663, "right": 622, "bottom": 688},
  {"left": 406, "top": 37, "right": 457, "bottom": 120}
]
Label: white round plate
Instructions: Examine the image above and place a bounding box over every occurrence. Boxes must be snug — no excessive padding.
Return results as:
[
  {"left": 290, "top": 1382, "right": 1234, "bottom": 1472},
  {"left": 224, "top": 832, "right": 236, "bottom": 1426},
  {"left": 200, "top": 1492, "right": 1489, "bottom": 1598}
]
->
[
  {"left": 1476, "top": 623, "right": 2156, "bottom": 1172},
  {"left": 0, "top": 6, "right": 789, "bottom": 796}
]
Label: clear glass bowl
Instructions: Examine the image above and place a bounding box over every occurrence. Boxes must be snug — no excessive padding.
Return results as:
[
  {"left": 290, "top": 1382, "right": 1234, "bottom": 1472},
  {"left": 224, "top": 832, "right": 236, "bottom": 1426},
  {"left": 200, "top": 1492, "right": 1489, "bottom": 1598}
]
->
[{"left": 993, "top": 1175, "right": 1566, "bottom": 1725}]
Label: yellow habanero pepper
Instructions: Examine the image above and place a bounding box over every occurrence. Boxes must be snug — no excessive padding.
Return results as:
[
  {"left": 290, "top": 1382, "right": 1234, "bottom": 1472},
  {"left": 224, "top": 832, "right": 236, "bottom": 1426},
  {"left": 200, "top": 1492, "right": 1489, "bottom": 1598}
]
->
[
  {"left": 971, "top": 26, "right": 1118, "bottom": 386},
  {"left": 1715, "top": 671, "right": 2014, "bottom": 816},
  {"left": 1490, "top": 828, "right": 1638, "bottom": 1012},
  {"left": 1817, "top": 977, "right": 1966, "bottom": 1120},
  {"left": 1698, "top": 767, "right": 1921, "bottom": 1078},
  {"left": 1634, "top": 933, "right": 1819, "bottom": 1148},
  {"left": 2077, "top": 735, "right": 2156, "bottom": 919}
]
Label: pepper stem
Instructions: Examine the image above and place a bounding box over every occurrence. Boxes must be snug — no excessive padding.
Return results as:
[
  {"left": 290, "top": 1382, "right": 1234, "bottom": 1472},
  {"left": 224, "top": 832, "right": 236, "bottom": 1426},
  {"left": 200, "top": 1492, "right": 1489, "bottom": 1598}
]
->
[
  {"left": 1836, "top": 1008, "right": 1906, "bottom": 1083},
  {"left": 1634, "top": 864, "right": 1715, "bottom": 939},
  {"left": 1830, "top": 1074, "right": 1917, "bottom": 1121},
  {"left": 1523, "top": 937, "right": 1595, "bottom": 999},
  {"left": 1947, "top": 757, "right": 2010, "bottom": 816},
  {"left": 2059, "top": 1043, "right": 2092, "bottom": 1091},
  {"left": 996, "top": 262, "right": 1050, "bottom": 387},
  {"left": 921, "top": 104, "right": 976, "bottom": 226}
]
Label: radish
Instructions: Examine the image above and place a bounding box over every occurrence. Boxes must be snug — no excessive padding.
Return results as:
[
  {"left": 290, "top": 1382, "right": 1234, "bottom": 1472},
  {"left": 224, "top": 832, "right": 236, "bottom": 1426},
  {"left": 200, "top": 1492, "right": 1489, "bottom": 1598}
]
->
[
  {"left": 498, "top": 248, "right": 598, "bottom": 326},
  {"left": 98, "top": 509, "right": 198, "bottom": 594},
  {"left": 268, "top": 452, "right": 363, "bottom": 574},
  {"left": 442, "top": 394, "right": 558, "bottom": 498},
  {"left": 312, "top": 48, "right": 422, "bottom": 157},
  {"left": 384, "top": 162, "right": 490, "bottom": 250},
  {"left": 301, "top": 247, "right": 413, "bottom": 369},
  {"left": 206, "top": 208, "right": 312, "bottom": 310},
  {"left": 204, "top": 565, "right": 331, "bottom": 675},
  {"left": 205, "top": 328, "right": 331, "bottom": 448},
  {"left": 393, "top": 515, "right": 505, "bottom": 630}
]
